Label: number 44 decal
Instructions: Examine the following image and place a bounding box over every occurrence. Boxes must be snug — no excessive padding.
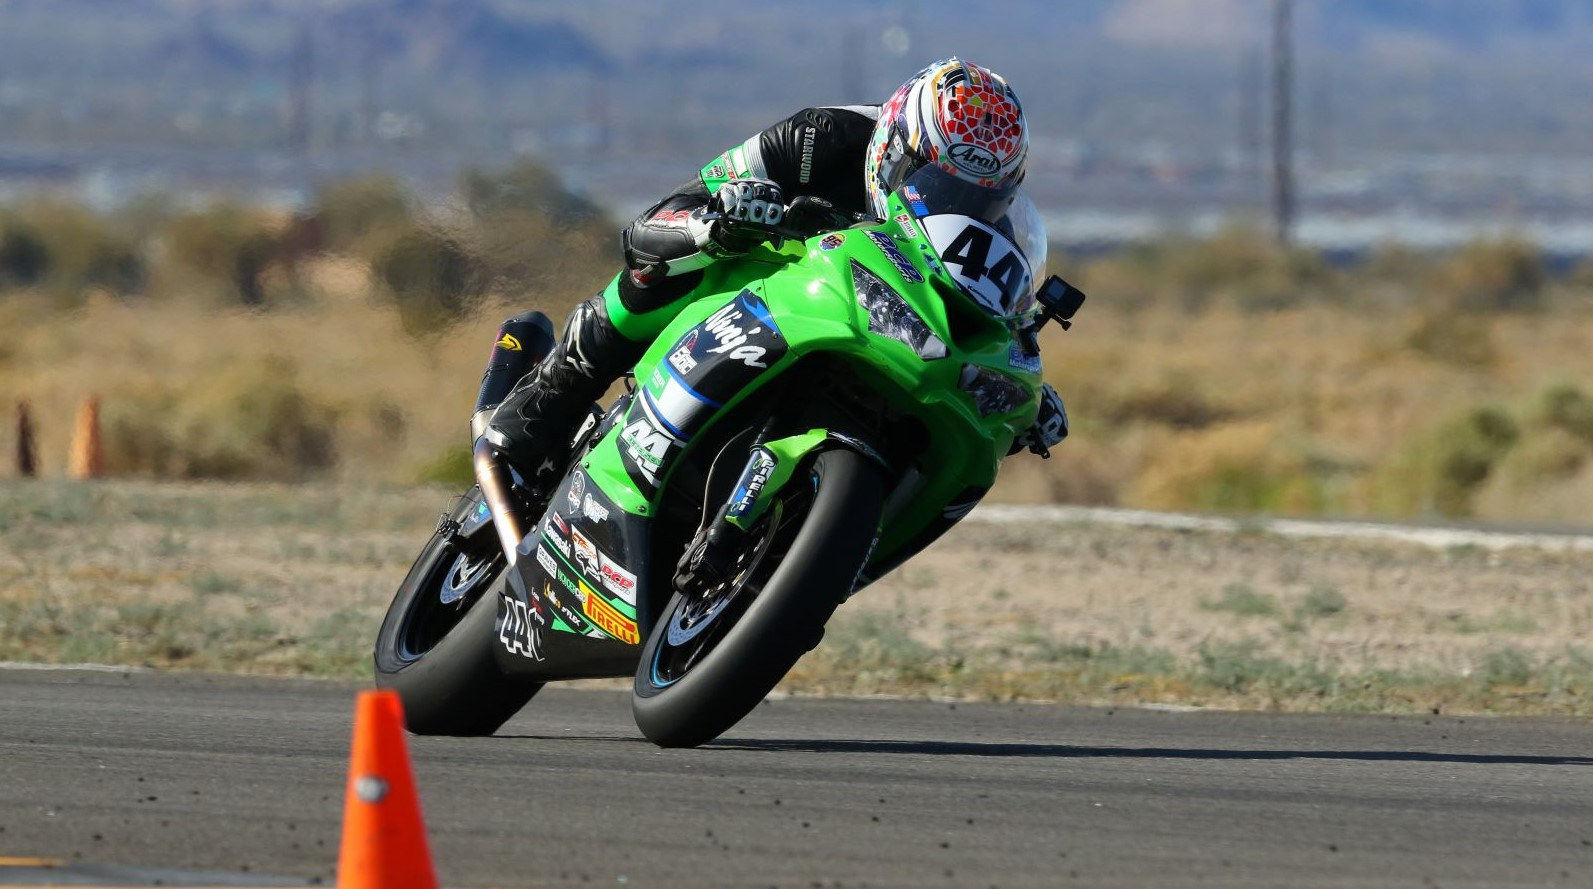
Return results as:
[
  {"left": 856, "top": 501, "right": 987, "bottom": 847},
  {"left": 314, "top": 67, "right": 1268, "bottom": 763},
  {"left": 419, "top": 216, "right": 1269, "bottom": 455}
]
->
[{"left": 923, "top": 215, "right": 1033, "bottom": 317}]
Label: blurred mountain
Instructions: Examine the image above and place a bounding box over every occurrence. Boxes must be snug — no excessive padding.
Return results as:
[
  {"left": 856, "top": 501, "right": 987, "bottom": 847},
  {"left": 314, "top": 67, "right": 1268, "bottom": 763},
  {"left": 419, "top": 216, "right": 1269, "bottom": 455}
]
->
[{"left": 6, "top": 0, "right": 1593, "bottom": 235}]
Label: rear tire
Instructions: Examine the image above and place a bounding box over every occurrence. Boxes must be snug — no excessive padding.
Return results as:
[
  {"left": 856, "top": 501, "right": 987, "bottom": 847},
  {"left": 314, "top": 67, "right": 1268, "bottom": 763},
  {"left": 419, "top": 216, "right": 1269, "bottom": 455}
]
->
[
  {"left": 632, "top": 449, "right": 883, "bottom": 748},
  {"left": 374, "top": 492, "right": 542, "bottom": 736}
]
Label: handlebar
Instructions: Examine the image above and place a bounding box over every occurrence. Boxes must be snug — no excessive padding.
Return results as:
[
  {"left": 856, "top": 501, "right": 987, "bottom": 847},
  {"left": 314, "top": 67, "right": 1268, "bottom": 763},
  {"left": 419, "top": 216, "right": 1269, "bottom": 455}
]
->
[{"left": 700, "top": 195, "right": 871, "bottom": 245}]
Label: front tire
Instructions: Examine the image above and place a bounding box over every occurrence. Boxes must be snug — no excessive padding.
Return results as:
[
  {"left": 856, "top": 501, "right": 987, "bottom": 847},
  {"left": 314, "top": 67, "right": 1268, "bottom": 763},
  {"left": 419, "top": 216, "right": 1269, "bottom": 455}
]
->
[
  {"left": 374, "top": 491, "right": 542, "bottom": 736},
  {"left": 632, "top": 449, "right": 884, "bottom": 748}
]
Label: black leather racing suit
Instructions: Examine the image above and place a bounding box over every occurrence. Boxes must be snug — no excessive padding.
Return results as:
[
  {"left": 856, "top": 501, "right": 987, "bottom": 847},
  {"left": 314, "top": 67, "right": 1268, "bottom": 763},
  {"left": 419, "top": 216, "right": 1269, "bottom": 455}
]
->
[
  {"left": 617, "top": 104, "right": 882, "bottom": 308},
  {"left": 479, "top": 106, "right": 885, "bottom": 483},
  {"left": 481, "top": 103, "right": 1064, "bottom": 506}
]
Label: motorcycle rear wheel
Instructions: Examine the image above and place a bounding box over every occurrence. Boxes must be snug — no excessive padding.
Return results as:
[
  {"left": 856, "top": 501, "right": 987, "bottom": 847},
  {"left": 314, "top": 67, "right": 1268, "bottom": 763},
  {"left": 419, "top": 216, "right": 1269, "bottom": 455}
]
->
[
  {"left": 373, "top": 489, "right": 542, "bottom": 736},
  {"left": 632, "top": 448, "right": 883, "bottom": 748}
]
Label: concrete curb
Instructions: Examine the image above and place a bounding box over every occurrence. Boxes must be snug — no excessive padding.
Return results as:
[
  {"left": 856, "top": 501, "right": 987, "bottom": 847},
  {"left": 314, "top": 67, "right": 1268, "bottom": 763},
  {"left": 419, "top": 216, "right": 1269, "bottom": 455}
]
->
[{"left": 967, "top": 504, "right": 1593, "bottom": 553}]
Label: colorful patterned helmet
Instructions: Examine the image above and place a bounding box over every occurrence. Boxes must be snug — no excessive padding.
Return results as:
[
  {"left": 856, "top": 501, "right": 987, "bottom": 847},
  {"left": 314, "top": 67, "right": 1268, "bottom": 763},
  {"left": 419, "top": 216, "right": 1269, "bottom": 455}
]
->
[{"left": 864, "top": 57, "right": 1029, "bottom": 220}]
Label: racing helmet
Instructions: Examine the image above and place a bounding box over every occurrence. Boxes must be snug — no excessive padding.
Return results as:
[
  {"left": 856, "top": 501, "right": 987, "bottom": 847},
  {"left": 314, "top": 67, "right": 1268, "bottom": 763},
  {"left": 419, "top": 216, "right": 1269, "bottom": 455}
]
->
[{"left": 864, "top": 57, "right": 1030, "bottom": 220}]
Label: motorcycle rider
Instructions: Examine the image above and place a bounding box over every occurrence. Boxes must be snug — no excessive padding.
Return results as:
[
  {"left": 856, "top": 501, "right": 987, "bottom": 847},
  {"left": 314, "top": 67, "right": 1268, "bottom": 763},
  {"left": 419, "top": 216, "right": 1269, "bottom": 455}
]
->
[{"left": 478, "top": 57, "right": 1069, "bottom": 491}]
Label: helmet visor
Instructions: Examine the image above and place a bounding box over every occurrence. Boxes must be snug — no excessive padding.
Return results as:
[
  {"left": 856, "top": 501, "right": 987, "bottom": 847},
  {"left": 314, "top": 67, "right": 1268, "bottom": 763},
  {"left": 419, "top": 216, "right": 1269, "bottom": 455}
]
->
[{"left": 896, "top": 163, "right": 1020, "bottom": 230}]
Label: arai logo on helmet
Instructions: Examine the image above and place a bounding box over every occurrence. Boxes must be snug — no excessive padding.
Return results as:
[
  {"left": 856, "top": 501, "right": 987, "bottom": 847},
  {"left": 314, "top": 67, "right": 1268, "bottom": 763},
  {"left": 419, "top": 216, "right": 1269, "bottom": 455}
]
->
[{"left": 948, "top": 142, "right": 1000, "bottom": 176}]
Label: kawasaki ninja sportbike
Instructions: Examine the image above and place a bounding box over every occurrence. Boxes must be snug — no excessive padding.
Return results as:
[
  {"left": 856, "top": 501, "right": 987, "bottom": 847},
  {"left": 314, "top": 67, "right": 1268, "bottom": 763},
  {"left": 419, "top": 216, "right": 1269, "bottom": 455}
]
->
[{"left": 373, "top": 166, "right": 1084, "bottom": 748}]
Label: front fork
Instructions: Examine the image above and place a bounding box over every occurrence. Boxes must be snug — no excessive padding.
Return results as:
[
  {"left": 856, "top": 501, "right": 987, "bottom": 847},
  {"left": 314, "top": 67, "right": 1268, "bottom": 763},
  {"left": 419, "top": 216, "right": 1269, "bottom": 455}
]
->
[{"left": 672, "top": 427, "right": 864, "bottom": 595}]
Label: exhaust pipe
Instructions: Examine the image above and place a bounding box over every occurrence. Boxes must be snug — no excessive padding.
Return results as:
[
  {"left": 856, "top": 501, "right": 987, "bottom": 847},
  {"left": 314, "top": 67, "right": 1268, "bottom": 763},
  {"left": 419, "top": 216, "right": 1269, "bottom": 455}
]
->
[{"left": 474, "top": 437, "right": 531, "bottom": 566}]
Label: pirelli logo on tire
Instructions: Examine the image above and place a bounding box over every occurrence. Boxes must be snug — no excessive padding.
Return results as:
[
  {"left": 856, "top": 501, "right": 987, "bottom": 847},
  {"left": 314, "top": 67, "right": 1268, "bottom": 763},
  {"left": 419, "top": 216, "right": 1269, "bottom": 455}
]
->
[{"left": 581, "top": 581, "right": 639, "bottom": 644}]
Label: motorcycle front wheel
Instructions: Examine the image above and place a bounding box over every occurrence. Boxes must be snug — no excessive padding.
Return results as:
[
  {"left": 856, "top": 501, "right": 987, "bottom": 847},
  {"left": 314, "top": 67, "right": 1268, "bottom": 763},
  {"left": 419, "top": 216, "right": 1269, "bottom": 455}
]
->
[{"left": 632, "top": 448, "right": 884, "bottom": 748}]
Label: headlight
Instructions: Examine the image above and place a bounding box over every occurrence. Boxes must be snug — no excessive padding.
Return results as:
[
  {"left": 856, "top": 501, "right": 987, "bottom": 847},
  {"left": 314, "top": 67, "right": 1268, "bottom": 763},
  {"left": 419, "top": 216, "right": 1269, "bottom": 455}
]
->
[
  {"left": 851, "top": 260, "right": 948, "bottom": 360},
  {"left": 958, "top": 364, "right": 1029, "bottom": 417}
]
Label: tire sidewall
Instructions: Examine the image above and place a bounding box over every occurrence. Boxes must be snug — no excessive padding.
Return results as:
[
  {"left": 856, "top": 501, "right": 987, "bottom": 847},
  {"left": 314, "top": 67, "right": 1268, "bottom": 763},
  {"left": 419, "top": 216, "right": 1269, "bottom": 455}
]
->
[
  {"left": 631, "top": 448, "right": 883, "bottom": 746},
  {"left": 373, "top": 503, "right": 540, "bottom": 736}
]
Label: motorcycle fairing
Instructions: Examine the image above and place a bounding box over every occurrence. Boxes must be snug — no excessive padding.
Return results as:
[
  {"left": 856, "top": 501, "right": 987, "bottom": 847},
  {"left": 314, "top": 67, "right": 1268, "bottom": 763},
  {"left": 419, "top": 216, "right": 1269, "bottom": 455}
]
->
[
  {"left": 616, "top": 289, "right": 790, "bottom": 499},
  {"left": 494, "top": 469, "right": 649, "bottom": 678},
  {"left": 492, "top": 287, "right": 798, "bottom": 677},
  {"left": 491, "top": 187, "right": 1047, "bottom": 679}
]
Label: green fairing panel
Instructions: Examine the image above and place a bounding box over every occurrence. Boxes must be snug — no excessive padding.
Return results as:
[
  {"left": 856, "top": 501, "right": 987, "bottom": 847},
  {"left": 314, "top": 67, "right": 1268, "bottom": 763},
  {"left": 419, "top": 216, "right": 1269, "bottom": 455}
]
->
[{"left": 586, "top": 190, "right": 1042, "bottom": 576}]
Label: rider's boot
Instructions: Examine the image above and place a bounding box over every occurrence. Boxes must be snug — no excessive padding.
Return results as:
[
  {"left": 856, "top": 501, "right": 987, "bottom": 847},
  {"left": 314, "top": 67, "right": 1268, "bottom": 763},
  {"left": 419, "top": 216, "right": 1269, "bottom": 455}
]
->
[
  {"left": 471, "top": 311, "right": 557, "bottom": 440},
  {"left": 481, "top": 295, "right": 646, "bottom": 492}
]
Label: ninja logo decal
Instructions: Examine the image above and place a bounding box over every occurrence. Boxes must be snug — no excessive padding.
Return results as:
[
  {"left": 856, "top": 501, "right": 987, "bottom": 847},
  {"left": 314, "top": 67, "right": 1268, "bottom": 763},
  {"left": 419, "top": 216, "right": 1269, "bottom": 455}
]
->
[
  {"left": 699, "top": 301, "right": 772, "bottom": 368},
  {"left": 621, "top": 290, "right": 787, "bottom": 495}
]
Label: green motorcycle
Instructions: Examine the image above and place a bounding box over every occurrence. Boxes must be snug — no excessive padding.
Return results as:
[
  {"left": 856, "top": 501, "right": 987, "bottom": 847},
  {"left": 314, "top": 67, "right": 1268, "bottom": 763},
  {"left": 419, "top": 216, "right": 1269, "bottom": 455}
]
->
[{"left": 372, "top": 166, "right": 1084, "bottom": 748}]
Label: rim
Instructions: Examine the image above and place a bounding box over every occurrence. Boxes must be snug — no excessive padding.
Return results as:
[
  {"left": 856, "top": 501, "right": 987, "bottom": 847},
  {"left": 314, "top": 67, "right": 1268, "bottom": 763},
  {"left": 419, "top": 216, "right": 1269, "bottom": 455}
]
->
[
  {"left": 397, "top": 538, "right": 504, "bottom": 663},
  {"left": 649, "top": 473, "right": 817, "bottom": 689}
]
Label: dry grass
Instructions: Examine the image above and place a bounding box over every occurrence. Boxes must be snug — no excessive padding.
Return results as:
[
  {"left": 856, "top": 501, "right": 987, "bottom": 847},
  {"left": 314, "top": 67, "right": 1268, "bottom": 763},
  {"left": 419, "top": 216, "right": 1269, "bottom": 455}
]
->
[
  {"left": 1008, "top": 296, "right": 1593, "bottom": 523},
  {"left": 3, "top": 480, "right": 1592, "bottom": 715},
  {"left": 0, "top": 270, "right": 598, "bottom": 484},
  {"left": 3, "top": 211, "right": 1593, "bottom": 524}
]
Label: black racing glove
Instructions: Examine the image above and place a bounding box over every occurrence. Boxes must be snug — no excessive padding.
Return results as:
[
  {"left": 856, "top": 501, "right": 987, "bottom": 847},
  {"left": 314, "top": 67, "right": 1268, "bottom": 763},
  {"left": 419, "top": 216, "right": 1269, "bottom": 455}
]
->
[{"left": 697, "top": 178, "right": 786, "bottom": 255}]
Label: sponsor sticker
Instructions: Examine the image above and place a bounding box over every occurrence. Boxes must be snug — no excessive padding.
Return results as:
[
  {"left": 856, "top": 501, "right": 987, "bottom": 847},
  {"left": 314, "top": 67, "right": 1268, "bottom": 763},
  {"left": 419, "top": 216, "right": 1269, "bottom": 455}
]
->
[
  {"left": 621, "top": 412, "right": 681, "bottom": 488},
  {"left": 903, "top": 185, "right": 929, "bottom": 217},
  {"left": 820, "top": 233, "right": 846, "bottom": 251},
  {"left": 726, "top": 448, "right": 777, "bottom": 524},
  {"left": 865, "top": 230, "right": 924, "bottom": 284},
  {"left": 539, "top": 580, "right": 585, "bottom": 632},
  {"left": 583, "top": 585, "right": 640, "bottom": 644},
  {"left": 1007, "top": 342, "right": 1043, "bottom": 374},
  {"left": 528, "top": 584, "right": 548, "bottom": 625},
  {"left": 598, "top": 555, "right": 637, "bottom": 605},
  {"left": 567, "top": 471, "right": 585, "bottom": 514},
  {"left": 535, "top": 544, "right": 558, "bottom": 577},
  {"left": 571, "top": 526, "right": 598, "bottom": 573},
  {"left": 556, "top": 568, "right": 585, "bottom": 603},
  {"left": 581, "top": 493, "right": 610, "bottom": 524},
  {"left": 668, "top": 343, "right": 698, "bottom": 375},
  {"left": 894, "top": 213, "right": 920, "bottom": 240},
  {"left": 542, "top": 516, "right": 572, "bottom": 558}
]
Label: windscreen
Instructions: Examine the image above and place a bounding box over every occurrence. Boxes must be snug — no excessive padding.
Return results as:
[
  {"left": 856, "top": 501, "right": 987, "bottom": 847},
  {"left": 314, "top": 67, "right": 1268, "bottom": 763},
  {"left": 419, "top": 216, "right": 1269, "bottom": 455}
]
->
[{"left": 898, "top": 165, "right": 1047, "bottom": 319}]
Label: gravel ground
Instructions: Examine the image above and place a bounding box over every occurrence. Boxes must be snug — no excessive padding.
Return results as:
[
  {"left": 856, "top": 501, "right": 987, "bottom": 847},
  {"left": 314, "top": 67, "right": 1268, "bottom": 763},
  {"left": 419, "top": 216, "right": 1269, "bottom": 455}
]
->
[{"left": 3, "top": 480, "right": 1592, "bottom": 711}]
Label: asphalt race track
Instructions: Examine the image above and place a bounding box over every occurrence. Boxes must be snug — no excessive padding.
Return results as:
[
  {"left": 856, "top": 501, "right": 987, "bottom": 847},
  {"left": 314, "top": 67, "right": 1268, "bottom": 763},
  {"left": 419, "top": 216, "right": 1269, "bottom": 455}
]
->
[{"left": 3, "top": 669, "right": 1593, "bottom": 887}]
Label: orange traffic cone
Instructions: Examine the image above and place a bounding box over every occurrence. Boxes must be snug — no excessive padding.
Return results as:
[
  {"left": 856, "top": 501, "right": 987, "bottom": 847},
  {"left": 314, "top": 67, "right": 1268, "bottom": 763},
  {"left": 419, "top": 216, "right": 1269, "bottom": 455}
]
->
[{"left": 336, "top": 690, "right": 439, "bottom": 889}]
